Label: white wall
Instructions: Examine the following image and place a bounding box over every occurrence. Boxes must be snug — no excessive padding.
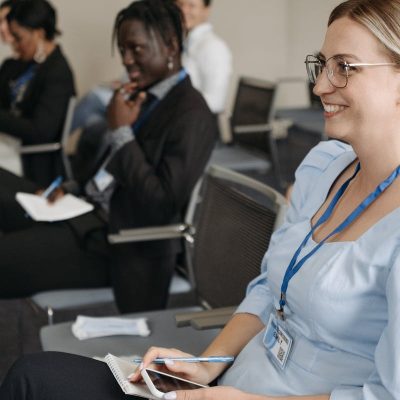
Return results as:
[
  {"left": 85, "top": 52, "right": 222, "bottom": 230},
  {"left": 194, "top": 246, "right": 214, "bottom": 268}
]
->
[
  {"left": 210, "top": 0, "right": 288, "bottom": 112},
  {"left": 287, "top": 0, "right": 342, "bottom": 77},
  {"left": 281, "top": 0, "right": 343, "bottom": 107},
  {"left": 0, "top": 0, "right": 343, "bottom": 108},
  {"left": 209, "top": 0, "right": 342, "bottom": 109},
  {"left": 46, "top": 0, "right": 128, "bottom": 93}
]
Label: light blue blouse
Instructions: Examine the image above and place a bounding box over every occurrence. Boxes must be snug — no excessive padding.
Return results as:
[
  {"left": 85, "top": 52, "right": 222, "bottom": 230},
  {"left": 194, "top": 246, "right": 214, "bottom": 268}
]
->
[{"left": 219, "top": 140, "right": 400, "bottom": 400}]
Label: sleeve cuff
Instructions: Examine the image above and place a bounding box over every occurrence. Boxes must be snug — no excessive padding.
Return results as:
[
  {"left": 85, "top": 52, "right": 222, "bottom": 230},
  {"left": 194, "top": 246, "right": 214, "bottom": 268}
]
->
[
  {"left": 109, "top": 125, "right": 135, "bottom": 150},
  {"left": 61, "top": 180, "right": 81, "bottom": 196}
]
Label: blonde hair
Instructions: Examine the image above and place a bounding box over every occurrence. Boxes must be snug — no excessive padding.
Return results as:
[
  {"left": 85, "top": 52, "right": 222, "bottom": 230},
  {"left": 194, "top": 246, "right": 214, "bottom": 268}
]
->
[{"left": 329, "top": 0, "right": 400, "bottom": 64}]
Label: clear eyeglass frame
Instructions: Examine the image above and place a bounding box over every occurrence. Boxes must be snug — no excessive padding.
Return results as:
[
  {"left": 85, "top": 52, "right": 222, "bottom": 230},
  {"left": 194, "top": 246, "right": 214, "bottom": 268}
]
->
[{"left": 304, "top": 54, "right": 397, "bottom": 88}]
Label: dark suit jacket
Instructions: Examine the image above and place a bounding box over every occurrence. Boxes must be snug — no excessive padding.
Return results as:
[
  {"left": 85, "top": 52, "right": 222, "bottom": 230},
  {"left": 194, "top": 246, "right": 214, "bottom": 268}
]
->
[
  {"left": 69, "top": 76, "right": 217, "bottom": 258},
  {"left": 0, "top": 46, "right": 75, "bottom": 185}
]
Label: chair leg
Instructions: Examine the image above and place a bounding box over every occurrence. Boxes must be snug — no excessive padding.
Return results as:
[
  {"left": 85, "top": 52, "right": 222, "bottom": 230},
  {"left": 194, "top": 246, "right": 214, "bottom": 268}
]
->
[{"left": 47, "top": 307, "right": 54, "bottom": 325}]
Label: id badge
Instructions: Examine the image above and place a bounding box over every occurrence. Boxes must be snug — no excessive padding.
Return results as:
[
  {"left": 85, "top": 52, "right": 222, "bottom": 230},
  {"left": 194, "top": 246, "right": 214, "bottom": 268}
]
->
[
  {"left": 263, "top": 313, "right": 293, "bottom": 370},
  {"left": 93, "top": 168, "right": 114, "bottom": 192}
]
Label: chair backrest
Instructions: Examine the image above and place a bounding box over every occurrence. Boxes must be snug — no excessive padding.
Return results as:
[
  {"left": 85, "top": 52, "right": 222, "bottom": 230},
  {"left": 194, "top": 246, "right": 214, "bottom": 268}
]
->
[
  {"left": 60, "top": 97, "right": 76, "bottom": 180},
  {"left": 19, "top": 96, "right": 76, "bottom": 181},
  {"left": 229, "top": 77, "right": 284, "bottom": 188},
  {"left": 231, "top": 76, "right": 276, "bottom": 130},
  {"left": 191, "top": 165, "right": 286, "bottom": 309}
]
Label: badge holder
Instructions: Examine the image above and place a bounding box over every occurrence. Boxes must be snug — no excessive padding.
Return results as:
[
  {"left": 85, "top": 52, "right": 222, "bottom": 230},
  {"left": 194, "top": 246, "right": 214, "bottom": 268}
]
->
[
  {"left": 263, "top": 307, "right": 293, "bottom": 370},
  {"left": 94, "top": 168, "right": 114, "bottom": 192}
]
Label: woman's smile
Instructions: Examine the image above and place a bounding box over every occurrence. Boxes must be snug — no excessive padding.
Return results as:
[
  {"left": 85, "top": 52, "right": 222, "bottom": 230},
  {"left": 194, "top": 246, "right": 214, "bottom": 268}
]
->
[{"left": 321, "top": 101, "right": 348, "bottom": 117}]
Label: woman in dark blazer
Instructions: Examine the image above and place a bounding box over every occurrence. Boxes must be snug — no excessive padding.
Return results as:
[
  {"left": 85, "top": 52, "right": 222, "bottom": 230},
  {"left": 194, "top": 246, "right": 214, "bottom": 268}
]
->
[
  {"left": 0, "top": 0, "right": 217, "bottom": 313},
  {"left": 0, "top": 0, "right": 75, "bottom": 186}
]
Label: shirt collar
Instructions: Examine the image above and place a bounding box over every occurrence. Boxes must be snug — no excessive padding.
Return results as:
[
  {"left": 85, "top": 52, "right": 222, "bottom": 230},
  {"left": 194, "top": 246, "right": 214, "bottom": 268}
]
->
[
  {"left": 148, "top": 69, "right": 186, "bottom": 100},
  {"left": 186, "top": 22, "right": 213, "bottom": 47}
]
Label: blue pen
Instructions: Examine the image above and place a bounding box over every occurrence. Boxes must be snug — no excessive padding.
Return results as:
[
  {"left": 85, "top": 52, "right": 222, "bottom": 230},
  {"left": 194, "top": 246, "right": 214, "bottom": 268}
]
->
[
  {"left": 132, "top": 356, "right": 235, "bottom": 364},
  {"left": 42, "top": 176, "right": 63, "bottom": 199}
]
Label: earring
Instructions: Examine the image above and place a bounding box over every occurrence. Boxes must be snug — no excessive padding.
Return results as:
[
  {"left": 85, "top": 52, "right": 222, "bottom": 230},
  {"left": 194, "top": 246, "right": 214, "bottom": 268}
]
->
[
  {"left": 34, "top": 40, "right": 46, "bottom": 63},
  {"left": 167, "top": 56, "right": 174, "bottom": 71}
]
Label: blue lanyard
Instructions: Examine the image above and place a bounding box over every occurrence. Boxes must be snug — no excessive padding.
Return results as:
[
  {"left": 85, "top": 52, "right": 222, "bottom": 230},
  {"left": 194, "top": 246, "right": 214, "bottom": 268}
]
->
[
  {"left": 132, "top": 69, "right": 187, "bottom": 132},
  {"left": 277, "top": 162, "right": 400, "bottom": 319},
  {"left": 10, "top": 63, "right": 37, "bottom": 103},
  {"left": 132, "top": 95, "right": 159, "bottom": 132}
]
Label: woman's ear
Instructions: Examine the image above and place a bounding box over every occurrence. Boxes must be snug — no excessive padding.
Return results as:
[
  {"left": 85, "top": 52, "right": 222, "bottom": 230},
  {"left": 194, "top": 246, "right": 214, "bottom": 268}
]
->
[{"left": 34, "top": 27, "right": 46, "bottom": 41}]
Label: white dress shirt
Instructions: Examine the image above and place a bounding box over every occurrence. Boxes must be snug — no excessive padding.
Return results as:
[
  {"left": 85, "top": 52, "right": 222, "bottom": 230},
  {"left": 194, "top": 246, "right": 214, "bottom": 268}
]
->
[{"left": 182, "top": 22, "right": 232, "bottom": 114}]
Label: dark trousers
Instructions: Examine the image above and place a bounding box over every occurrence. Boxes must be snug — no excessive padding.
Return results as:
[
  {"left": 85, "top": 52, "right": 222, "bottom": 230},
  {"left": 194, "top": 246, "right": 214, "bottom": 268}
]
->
[
  {"left": 0, "top": 168, "right": 110, "bottom": 298},
  {"left": 0, "top": 352, "right": 139, "bottom": 399},
  {"left": 110, "top": 243, "right": 176, "bottom": 313},
  {"left": 0, "top": 167, "right": 176, "bottom": 313}
]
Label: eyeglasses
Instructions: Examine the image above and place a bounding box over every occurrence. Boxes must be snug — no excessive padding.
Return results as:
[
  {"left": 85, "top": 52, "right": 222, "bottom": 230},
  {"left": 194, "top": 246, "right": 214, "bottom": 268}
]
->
[{"left": 305, "top": 54, "right": 397, "bottom": 88}]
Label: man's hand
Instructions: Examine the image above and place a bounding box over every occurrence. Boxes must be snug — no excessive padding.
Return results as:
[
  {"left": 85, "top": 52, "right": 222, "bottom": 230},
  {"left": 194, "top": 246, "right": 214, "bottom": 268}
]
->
[{"left": 107, "top": 82, "right": 147, "bottom": 129}]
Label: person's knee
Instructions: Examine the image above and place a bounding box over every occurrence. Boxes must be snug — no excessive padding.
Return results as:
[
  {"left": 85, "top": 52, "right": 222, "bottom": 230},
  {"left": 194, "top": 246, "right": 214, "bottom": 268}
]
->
[
  {"left": 5, "top": 352, "right": 64, "bottom": 383},
  {"left": 0, "top": 353, "right": 40, "bottom": 398},
  {"left": 6, "top": 352, "right": 47, "bottom": 379}
]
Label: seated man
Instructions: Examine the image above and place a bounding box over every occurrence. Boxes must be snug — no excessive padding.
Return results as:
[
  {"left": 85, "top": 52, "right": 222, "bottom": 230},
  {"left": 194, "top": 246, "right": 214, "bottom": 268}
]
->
[{"left": 177, "top": 0, "right": 232, "bottom": 115}]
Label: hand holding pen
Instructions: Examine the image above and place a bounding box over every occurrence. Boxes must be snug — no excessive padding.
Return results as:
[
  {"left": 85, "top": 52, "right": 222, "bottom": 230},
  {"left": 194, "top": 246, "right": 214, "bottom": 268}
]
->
[
  {"left": 129, "top": 347, "right": 234, "bottom": 385},
  {"left": 108, "top": 82, "right": 146, "bottom": 129},
  {"left": 40, "top": 176, "right": 64, "bottom": 203}
]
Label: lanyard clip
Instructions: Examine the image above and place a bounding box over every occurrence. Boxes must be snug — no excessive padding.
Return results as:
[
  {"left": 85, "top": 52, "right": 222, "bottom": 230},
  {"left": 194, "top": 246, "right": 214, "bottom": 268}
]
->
[
  {"left": 276, "top": 293, "right": 286, "bottom": 321},
  {"left": 276, "top": 307, "right": 285, "bottom": 321}
]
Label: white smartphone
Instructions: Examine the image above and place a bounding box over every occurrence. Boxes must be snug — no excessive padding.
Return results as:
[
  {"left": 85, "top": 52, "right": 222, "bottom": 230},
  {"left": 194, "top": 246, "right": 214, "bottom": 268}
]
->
[{"left": 141, "top": 367, "right": 206, "bottom": 398}]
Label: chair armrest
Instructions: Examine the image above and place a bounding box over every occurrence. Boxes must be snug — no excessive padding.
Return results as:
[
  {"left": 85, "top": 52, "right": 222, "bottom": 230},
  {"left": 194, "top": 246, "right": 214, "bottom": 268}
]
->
[
  {"left": 190, "top": 313, "right": 233, "bottom": 330},
  {"left": 232, "top": 124, "right": 272, "bottom": 134},
  {"left": 175, "top": 306, "right": 236, "bottom": 328},
  {"left": 20, "top": 143, "right": 61, "bottom": 154},
  {"left": 108, "top": 224, "right": 191, "bottom": 244}
]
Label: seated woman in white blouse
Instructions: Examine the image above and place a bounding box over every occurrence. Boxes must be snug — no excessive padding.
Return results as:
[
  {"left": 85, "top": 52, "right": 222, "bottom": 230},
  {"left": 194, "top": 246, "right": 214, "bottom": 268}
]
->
[{"left": 1, "top": 0, "right": 400, "bottom": 399}]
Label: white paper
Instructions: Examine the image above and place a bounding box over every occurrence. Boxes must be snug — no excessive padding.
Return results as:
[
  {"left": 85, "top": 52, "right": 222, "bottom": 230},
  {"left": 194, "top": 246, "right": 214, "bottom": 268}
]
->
[
  {"left": 105, "top": 354, "right": 157, "bottom": 398},
  {"left": 93, "top": 353, "right": 140, "bottom": 362},
  {"left": 72, "top": 315, "right": 151, "bottom": 340},
  {"left": 16, "top": 192, "right": 94, "bottom": 222}
]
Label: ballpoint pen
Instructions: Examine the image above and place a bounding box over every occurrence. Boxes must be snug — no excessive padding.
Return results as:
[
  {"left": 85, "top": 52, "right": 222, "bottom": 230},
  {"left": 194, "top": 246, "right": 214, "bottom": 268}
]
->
[
  {"left": 42, "top": 176, "right": 63, "bottom": 199},
  {"left": 132, "top": 356, "right": 235, "bottom": 364}
]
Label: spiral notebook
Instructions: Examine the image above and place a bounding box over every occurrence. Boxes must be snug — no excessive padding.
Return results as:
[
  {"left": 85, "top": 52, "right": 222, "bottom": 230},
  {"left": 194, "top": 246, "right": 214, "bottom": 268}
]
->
[{"left": 105, "top": 353, "right": 158, "bottom": 399}]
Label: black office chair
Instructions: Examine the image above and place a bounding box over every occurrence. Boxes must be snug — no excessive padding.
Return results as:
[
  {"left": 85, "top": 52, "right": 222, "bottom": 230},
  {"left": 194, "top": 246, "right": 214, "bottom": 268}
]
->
[
  {"left": 20, "top": 97, "right": 76, "bottom": 181},
  {"left": 30, "top": 179, "right": 203, "bottom": 325},
  {"left": 40, "top": 165, "right": 287, "bottom": 358},
  {"left": 210, "top": 77, "right": 284, "bottom": 189}
]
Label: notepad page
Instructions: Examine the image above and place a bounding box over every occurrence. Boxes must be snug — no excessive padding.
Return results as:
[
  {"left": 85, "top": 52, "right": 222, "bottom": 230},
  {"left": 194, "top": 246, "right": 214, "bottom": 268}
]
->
[
  {"left": 105, "top": 354, "right": 157, "bottom": 399},
  {"left": 16, "top": 192, "right": 94, "bottom": 222}
]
